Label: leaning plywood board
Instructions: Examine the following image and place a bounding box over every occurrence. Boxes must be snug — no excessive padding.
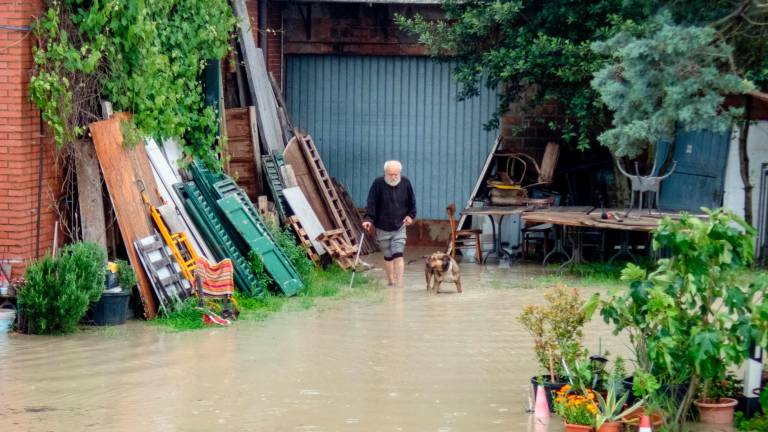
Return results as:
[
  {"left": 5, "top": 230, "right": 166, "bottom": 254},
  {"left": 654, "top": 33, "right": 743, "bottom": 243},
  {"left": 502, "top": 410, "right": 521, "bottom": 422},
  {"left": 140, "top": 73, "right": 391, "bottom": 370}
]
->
[
  {"left": 90, "top": 114, "right": 160, "bottom": 318},
  {"left": 224, "top": 107, "right": 262, "bottom": 200},
  {"left": 232, "top": 0, "right": 285, "bottom": 153},
  {"left": 283, "top": 187, "right": 326, "bottom": 254},
  {"left": 74, "top": 139, "right": 107, "bottom": 249},
  {"left": 284, "top": 138, "right": 335, "bottom": 231},
  {"left": 145, "top": 139, "right": 214, "bottom": 261}
]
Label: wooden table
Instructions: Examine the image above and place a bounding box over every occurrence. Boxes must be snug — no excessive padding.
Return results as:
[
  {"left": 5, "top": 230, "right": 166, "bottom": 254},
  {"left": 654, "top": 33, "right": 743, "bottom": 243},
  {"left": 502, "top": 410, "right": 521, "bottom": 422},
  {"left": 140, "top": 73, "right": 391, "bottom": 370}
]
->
[
  {"left": 460, "top": 206, "right": 527, "bottom": 264},
  {"left": 521, "top": 207, "right": 679, "bottom": 267}
]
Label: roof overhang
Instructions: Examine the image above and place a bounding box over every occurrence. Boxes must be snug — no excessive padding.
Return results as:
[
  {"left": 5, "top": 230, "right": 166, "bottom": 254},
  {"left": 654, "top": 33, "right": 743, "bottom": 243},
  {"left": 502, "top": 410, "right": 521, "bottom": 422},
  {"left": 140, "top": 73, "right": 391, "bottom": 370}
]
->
[{"left": 276, "top": 0, "right": 443, "bottom": 4}]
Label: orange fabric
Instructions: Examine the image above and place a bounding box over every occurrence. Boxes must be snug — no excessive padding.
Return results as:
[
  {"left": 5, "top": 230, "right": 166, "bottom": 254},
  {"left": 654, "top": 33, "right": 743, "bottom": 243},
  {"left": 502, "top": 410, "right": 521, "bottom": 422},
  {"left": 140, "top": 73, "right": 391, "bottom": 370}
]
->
[{"left": 195, "top": 257, "right": 235, "bottom": 296}]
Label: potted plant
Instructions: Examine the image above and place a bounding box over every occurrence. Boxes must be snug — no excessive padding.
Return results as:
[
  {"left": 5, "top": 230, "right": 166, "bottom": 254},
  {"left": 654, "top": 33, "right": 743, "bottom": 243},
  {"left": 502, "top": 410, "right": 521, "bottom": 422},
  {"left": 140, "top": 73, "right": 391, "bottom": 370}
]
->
[
  {"left": 694, "top": 373, "right": 742, "bottom": 425},
  {"left": 88, "top": 259, "right": 134, "bottom": 326},
  {"left": 553, "top": 385, "right": 597, "bottom": 431},
  {"left": 519, "top": 285, "right": 588, "bottom": 411},
  {"left": 595, "top": 209, "right": 768, "bottom": 432},
  {"left": 595, "top": 374, "right": 645, "bottom": 432}
]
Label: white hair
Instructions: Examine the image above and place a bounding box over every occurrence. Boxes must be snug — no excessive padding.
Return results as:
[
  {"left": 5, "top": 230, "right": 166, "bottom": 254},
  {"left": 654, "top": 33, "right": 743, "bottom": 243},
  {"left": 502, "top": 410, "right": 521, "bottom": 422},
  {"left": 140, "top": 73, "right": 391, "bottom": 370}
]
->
[{"left": 384, "top": 160, "right": 402, "bottom": 171}]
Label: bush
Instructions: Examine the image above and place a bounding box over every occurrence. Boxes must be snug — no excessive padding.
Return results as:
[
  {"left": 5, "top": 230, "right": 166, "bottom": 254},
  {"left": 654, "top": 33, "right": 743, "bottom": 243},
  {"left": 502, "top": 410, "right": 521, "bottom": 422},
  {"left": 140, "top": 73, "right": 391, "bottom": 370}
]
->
[{"left": 19, "top": 242, "right": 106, "bottom": 334}]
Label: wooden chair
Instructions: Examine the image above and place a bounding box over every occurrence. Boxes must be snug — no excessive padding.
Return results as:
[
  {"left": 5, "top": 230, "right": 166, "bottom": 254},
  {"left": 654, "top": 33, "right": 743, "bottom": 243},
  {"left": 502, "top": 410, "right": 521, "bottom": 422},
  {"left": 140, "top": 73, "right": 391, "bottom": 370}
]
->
[{"left": 446, "top": 203, "right": 483, "bottom": 263}]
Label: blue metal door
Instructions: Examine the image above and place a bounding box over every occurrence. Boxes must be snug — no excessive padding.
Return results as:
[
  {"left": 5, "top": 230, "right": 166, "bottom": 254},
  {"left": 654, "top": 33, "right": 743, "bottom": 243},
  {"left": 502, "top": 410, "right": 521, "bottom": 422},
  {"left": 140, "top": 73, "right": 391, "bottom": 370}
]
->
[
  {"left": 657, "top": 129, "right": 732, "bottom": 212},
  {"left": 285, "top": 55, "right": 499, "bottom": 219}
]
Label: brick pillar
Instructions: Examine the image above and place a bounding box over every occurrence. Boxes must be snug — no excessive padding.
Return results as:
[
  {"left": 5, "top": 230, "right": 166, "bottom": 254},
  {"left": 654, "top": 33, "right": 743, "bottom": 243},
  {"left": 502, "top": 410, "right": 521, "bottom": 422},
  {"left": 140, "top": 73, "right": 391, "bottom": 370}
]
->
[
  {"left": 265, "top": 0, "right": 283, "bottom": 86},
  {"left": 0, "top": 0, "right": 59, "bottom": 279}
]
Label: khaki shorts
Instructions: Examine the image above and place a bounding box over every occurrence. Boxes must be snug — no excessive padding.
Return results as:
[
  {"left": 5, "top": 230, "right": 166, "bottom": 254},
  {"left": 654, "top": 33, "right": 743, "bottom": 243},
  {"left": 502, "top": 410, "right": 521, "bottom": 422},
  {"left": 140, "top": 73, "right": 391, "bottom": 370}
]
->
[{"left": 376, "top": 225, "right": 407, "bottom": 261}]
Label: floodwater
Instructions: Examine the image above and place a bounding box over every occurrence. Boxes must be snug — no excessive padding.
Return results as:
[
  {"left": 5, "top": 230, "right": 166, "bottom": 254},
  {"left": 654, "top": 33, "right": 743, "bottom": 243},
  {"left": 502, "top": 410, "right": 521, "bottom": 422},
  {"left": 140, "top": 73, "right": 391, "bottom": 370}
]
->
[{"left": 0, "top": 250, "right": 730, "bottom": 431}]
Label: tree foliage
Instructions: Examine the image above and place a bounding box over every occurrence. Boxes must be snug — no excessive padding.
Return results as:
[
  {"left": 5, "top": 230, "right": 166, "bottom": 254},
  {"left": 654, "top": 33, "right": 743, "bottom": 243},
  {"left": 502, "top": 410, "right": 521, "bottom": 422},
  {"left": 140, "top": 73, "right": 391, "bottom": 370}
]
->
[
  {"left": 599, "top": 209, "right": 768, "bottom": 430},
  {"left": 398, "top": 1, "right": 768, "bottom": 156},
  {"left": 397, "top": 0, "right": 647, "bottom": 150},
  {"left": 591, "top": 14, "right": 753, "bottom": 157},
  {"left": 30, "top": 0, "right": 235, "bottom": 165}
]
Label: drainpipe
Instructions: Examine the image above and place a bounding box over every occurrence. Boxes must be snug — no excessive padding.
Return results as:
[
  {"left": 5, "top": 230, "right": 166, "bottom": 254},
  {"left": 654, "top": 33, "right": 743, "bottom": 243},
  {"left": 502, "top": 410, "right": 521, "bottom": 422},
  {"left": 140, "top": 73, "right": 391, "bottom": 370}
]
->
[
  {"left": 259, "top": 0, "right": 267, "bottom": 49},
  {"left": 35, "top": 113, "right": 45, "bottom": 258}
]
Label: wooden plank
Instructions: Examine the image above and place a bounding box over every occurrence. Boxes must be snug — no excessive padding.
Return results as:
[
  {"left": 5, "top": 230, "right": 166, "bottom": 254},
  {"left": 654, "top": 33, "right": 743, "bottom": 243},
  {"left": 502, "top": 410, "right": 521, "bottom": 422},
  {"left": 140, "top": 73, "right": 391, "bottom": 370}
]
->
[
  {"left": 268, "top": 71, "right": 294, "bottom": 144},
  {"left": 539, "top": 142, "right": 560, "bottom": 184},
  {"left": 232, "top": 0, "right": 285, "bottom": 153},
  {"left": 90, "top": 114, "right": 159, "bottom": 318},
  {"left": 283, "top": 186, "right": 327, "bottom": 254},
  {"left": 249, "top": 106, "right": 263, "bottom": 197},
  {"left": 284, "top": 138, "right": 335, "bottom": 231},
  {"left": 280, "top": 164, "right": 298, "bottom": 188},
  {"left": 74, "top": 139, "right": 107, "bottom": 249},
  {"left": 225, "top": 107, "right": 260, "bottom": 200}
]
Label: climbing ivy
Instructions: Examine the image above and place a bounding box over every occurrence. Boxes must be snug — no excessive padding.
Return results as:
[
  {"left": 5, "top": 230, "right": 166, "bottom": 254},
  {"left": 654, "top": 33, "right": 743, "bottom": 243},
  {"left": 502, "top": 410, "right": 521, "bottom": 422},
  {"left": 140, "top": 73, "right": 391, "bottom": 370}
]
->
[{"left": 30, "top": 0, "right": 236, "bottom": 165}]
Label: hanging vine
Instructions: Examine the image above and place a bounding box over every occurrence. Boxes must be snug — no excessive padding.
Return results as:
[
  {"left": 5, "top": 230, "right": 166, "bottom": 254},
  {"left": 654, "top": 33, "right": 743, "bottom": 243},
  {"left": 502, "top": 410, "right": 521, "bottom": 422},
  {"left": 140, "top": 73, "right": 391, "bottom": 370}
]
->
[{"left": 30, "top": 0, "right": 236, "bottom": 166}]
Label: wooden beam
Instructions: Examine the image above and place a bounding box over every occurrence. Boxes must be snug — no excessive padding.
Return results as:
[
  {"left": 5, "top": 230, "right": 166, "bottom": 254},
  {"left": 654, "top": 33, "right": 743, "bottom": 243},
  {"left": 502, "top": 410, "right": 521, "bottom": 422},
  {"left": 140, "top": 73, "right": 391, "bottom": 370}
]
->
[
  {"left": 74, "top": 139, "right": 107, "bottom": 250},
  {"left": 232, "top": 0, "right": 285, "bottom": 153}
]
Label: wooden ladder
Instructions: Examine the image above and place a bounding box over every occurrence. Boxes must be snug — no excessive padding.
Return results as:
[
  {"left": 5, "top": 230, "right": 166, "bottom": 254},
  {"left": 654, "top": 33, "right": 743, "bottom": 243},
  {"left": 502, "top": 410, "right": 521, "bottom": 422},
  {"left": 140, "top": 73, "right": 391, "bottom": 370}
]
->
[{"left": 298, "top": 134, "right": 357, "bottom": 248}]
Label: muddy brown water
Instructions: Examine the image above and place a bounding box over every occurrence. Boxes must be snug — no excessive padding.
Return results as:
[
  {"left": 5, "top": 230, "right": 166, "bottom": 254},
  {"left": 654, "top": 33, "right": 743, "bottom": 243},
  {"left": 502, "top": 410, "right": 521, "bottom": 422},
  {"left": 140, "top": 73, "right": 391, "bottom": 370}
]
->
[{"left": 0, "top": 252, "right": 732, "bottom": 431}]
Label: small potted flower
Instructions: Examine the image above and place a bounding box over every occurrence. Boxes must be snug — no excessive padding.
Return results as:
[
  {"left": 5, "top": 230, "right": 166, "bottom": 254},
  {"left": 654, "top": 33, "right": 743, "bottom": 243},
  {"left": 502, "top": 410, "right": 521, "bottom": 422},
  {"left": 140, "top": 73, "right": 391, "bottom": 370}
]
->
[
  {"left": 554, "top": 385, "right": 597, "bottom": 432},
  {"left": 694, "top": 373, "right": 742, "bottom": 425}
]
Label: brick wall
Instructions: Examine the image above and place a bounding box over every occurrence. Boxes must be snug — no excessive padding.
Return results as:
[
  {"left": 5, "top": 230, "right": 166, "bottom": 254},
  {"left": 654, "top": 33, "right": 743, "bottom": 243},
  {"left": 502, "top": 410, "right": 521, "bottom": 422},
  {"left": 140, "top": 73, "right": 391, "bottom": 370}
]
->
[
  {"left": 282, "top": 3, "right": 435, "bottom": 56},
  {"left": 0, "top": 0, "right": 59, "bottom": 279},
  {"left": 246, "top": 0, "right": 259, "bottom": 46},
  {"left": 265, "top": 0, "right": 283, "bottom": 86}
]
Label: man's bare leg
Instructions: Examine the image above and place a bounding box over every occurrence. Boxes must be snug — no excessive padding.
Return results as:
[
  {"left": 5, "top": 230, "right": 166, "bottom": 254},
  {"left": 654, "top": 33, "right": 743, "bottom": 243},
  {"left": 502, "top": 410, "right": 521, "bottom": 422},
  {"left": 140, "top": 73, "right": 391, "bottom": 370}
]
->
[
  {"left": 384, "top": 259, "right": 395, "bottom": 286},
  {"left": 394, "top": 257, "right": 405, "bottom": 288}
]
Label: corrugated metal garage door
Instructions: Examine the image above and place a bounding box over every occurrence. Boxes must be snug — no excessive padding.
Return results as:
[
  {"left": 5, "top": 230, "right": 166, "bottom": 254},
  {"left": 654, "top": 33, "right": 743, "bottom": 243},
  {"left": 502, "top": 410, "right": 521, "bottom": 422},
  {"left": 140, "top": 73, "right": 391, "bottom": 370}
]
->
[{"left": 285, "top": 55, "right": 499, "bottom": 219}]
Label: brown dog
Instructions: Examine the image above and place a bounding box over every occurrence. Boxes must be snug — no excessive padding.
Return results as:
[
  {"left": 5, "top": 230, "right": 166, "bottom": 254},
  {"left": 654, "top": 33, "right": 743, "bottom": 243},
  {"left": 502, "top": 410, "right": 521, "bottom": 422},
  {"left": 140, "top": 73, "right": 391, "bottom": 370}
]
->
[{"left": 425, "top": 252, "right": 462, "bottom": 294}]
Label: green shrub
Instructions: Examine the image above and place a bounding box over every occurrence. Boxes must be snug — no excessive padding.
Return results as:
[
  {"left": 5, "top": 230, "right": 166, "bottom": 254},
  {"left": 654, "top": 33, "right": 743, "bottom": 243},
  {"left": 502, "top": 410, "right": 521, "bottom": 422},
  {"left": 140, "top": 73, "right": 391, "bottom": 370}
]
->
[
  {"left": 19, "top": 242, "right": 107, "bottom": 334},
  {"left": 271, "top": 225, "right": 313, "bottom": 280}
]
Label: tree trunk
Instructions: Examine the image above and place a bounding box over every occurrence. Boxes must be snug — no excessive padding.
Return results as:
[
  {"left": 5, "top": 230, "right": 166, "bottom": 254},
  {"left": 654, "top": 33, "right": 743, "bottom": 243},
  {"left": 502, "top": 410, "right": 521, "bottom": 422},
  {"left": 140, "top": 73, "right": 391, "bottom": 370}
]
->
[
  {"left": 673, "top": 375, "right": 699, "bottom": 432},
  {"left": 739, "top": 95, "right": 753, "bottom": 225}
]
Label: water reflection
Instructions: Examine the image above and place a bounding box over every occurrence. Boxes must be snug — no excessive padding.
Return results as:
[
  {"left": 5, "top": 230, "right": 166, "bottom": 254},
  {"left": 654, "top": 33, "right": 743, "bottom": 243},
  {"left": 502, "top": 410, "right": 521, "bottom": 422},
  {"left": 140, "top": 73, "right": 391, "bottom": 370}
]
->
[{"left": 1, "top": 256, "right": 632, "bottom": 431}]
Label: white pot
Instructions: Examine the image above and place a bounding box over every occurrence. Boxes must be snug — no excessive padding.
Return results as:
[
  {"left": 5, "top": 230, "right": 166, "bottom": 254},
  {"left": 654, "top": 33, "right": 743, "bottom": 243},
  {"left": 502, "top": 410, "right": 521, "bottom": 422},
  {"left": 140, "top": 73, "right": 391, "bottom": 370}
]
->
[{"left": 0, "top": 308, "right": 16, "bottom": 333}]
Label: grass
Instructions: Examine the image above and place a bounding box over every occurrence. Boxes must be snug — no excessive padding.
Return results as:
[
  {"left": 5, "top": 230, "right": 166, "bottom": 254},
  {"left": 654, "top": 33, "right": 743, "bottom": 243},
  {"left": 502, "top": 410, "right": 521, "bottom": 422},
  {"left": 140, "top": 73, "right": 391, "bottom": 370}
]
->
[{"left": 152, "top": 265, "right": 379, "bottom": 331}]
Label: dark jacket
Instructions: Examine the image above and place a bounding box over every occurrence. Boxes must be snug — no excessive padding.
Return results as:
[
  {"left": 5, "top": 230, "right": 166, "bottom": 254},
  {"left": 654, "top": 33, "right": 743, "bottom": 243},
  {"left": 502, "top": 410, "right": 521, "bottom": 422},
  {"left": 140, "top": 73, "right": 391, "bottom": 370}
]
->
[{"left": 364, "top": 176, "right": 417, "bottom": 231}]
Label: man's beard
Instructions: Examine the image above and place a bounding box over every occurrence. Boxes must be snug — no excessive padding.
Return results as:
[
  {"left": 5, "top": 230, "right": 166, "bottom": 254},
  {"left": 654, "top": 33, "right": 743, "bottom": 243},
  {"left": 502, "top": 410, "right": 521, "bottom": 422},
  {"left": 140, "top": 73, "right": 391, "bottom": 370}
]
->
[{"left": 385, "top": 177, "right": 401, "bottom": 187}]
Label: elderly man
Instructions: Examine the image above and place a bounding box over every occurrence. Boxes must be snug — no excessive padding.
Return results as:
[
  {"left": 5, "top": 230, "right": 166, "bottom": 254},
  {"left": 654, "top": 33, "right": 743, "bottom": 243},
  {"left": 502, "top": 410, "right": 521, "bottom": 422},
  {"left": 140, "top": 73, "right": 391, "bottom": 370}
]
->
[{"left": 362, "top": 160, "right": 417, "bottom": 288}]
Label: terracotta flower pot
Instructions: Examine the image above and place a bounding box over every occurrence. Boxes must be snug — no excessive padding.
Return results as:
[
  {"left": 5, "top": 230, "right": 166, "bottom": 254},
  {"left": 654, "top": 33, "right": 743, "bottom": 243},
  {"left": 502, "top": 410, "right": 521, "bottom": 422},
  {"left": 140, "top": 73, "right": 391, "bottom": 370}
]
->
[
  {"left": 694, "top": 397, "right": 738, "bottom": 425},
  {"left": 564, "top": 421, "right": 594, "bottom": 432},
  {"left": 597, "top": 421, "right": 622, "bottom": 432}
]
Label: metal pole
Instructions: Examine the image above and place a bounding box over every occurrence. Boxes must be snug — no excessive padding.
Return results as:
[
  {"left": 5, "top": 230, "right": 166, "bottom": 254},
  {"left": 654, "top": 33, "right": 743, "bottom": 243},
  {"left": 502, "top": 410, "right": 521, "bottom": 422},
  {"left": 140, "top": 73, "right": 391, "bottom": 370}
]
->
[{"left": 348, "top": 233, "right": 366, "bottom": 290}]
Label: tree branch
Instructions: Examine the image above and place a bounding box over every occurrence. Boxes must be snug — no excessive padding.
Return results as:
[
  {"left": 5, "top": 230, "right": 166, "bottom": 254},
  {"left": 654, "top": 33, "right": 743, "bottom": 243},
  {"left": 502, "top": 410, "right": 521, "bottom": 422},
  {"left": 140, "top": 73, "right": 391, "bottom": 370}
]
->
[{"left": 710, "top": 0, "right": 751, "bottom": 27}]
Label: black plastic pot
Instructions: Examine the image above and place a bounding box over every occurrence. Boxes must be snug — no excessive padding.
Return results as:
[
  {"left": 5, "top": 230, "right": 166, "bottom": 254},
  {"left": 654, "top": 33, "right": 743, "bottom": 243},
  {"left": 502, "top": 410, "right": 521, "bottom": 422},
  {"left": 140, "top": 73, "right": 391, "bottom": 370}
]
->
[
  {"left": 623, "top": 375, "right": 689, "bottom": 406},
  {"left": 88, "top": 291, "right": 131, "bottom": 325},
  {"left": 531, "top": 375, "right": 568, "bottom": 412}
]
